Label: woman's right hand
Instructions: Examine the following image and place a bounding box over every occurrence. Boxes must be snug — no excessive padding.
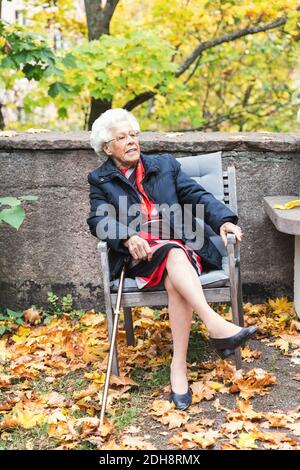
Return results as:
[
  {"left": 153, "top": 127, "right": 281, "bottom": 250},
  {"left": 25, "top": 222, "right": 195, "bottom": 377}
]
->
[{"left": 123, "top": 235, "right": 152, "bottom": 261}]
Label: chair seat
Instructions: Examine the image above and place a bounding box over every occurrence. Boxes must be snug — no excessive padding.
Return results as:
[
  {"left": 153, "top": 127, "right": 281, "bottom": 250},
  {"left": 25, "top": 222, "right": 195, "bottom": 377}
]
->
[{"left": 110, "top": 256, "right": 230, "bottom": 292}]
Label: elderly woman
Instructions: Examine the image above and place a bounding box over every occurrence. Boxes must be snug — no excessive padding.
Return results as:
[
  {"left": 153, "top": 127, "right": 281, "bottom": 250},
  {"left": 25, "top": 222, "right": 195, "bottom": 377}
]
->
[{"left": 87, "top": 108, "right": 256, "bottom": 410}]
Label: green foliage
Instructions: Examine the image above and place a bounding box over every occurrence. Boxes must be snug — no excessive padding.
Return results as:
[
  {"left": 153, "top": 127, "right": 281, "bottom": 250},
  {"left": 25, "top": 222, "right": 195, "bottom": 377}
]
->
[
  {"left": 46, "top": 292, "right": 60, "bottom": 314},
  {"left": 0, "top": 295, "right": 83, "bottom": 336},
  {"left": 47, "top": 292, "right": 73, "bottom": 315},
  {"left": 0, "top": 308, "right": 24, "bottom": 336},
  {"left": 43, "top": 292, "right": 81, "bottom": 323},
  {"left": 37, "top": 30, "right": 177, "bottom": 121},
  {"left": 1, "top": 1, "right": 300, "bottom": 131},
  {"left": 0, "top": 195, "right": 38, "bottom": 230},
  {"left": 61, "top": 294, "right": 73, "bottom": 313},
  {"left": 0, "top": 19, "right": 58, "bottom": 81}
]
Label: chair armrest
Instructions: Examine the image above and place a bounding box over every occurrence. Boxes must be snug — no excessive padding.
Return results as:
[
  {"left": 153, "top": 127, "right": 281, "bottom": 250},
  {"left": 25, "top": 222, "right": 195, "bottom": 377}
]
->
[
  {"left": 226, "top": 233, "right": 236, "bottom": 245},
  {"left": 97, "top": 241, "right": 112, "bottom": 286},
  {"left": 226, "top": 233, "right": 240, "bottom": 264},
  {"left": 97, "top": 240, "right": 108, "bottom": 255}
]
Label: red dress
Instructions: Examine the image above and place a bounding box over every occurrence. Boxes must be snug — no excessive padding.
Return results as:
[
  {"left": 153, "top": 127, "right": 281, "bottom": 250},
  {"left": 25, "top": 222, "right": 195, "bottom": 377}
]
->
[{"left": 121, "top": 160, "right": 202, "bottom": 289}]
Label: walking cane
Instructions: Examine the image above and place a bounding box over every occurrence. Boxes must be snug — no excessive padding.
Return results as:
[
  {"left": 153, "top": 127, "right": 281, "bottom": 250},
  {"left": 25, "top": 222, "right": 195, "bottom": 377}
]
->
[{"left": 99, "top": 261, "right": 127, "bottom": 427}]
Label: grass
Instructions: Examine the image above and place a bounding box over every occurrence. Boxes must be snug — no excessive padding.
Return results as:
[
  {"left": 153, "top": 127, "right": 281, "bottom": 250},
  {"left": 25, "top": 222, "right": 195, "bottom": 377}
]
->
[
  {"left": 0, "top": 424, "right": 59, "bottom": 450},
  {"left": 113, "top": 404, "right": 142, "bottom": 431},
  {"left": 30, "top": 369, "right": 91, "bottom": 401},
  {"left": 131, "top": 364, "right": 170, "bottom": 391},
  {"left": 267, "top": 350, "right": 283, "bottom": 373},
  {"left": 187, "top": 330, "right": 210, "bottom": 364}
]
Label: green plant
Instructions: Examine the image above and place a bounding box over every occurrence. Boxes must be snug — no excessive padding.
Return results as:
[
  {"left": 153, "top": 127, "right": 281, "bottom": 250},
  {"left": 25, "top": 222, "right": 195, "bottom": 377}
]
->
[
  {"left": 61, "top": 294, "right": 73, "bottom": 313},
  {"left": 0, "top": 196, "right": 38, "bottom": 230},
  {"left": 47, "top": 292, "right": 60, "bottom": 314},
  {"left": 43, "top": 292, "right": 75, "bottom": 323},
  {"left": 69, "top": 310, "right": 85, "bottom": 321},
  {"left": 0, "top": 308, "right": 24, "bottom": 336}
]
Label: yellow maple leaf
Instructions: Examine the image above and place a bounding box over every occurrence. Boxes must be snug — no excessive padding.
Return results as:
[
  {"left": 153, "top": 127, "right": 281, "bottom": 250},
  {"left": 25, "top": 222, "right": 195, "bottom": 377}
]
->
[
  {"left": 268, "top": 297, "right": 294, "bottom": 314},
  {"left": 238, "top": 432, "right": 258, "bottom": 449},
  {"left": 0, "top": 339, "right": 11, "bottom": 364},
  {"left": 190, "top": 381, "right": 216, "bottom": 402},
  {"left": 84, "top": 371, "right": 106, "bottom": 384},
  {"left": 273, "top": 200, "right": 300, "bottom": 210},
  {"left": 156, "top": 410, "right": 189, "bottom": 429},
  {"left": 11, "top": 326, "right": 32, "bottom": 343},
  {"left": 151, "top": 399, "right": 174, "bottom": 415}
]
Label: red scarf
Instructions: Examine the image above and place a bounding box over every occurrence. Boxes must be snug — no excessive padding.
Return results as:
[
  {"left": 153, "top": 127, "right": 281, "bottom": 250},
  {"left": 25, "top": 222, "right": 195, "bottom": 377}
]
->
[{"left": 121, "top": 159, "right": 156, "bottom": 220}]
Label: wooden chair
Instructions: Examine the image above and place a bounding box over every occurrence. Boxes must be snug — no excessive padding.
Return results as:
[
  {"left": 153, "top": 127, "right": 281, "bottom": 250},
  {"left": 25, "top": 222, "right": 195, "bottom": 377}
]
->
[{"left": 97, "top": 152, "right": 244, "bottom": 376}]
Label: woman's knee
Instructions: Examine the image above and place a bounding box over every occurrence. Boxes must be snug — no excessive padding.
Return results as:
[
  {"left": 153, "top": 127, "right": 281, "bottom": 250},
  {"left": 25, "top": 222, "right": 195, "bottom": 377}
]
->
[{"left": 167, "top": 248, "right": 189, "bottom": 264}]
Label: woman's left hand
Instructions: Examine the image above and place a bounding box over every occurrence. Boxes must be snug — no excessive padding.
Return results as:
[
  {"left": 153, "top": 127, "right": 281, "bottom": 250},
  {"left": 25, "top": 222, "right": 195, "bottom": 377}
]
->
[{"left": 219, "top": 222, "right": 243, "bottom": 246}]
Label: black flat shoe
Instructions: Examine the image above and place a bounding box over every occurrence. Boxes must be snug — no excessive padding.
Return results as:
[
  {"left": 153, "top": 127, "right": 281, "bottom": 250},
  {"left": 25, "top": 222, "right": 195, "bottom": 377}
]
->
[
  {"left": 216, "top": 347, "right": 236, "bottom": 359},
  {"left": 210, "top": 325, "right": 257, "bottom": 353},
  {"left": 169, "top": 387, "right": 192, "bottom": 411}
]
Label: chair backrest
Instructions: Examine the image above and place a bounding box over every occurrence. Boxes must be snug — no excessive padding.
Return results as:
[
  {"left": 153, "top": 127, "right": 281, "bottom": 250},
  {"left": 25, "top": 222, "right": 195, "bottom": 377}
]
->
[
  {"left": 176, "top": 152, "right": 238, "bottom": 215},
  {"left": 176, "top": 152, "right": 224, "bottom": 202},
  {"left": 176, "top": 152, "right": 238, "bottom": 261}
]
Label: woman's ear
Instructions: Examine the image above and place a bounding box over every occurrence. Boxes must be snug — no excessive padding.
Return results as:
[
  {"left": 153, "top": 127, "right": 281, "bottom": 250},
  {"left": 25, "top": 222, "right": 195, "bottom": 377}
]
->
[{"left": 103, "top": 143, "right": 112, "bottom": 156}]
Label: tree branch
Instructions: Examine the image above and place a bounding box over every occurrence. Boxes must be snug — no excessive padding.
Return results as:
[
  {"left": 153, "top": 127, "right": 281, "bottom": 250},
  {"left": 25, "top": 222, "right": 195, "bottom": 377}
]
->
[
  {"left": 242, "top": 84, "right": 254, "bottom": 107},
  {"left": 124, "top": 91, "right": 156, "bottom": 111},
  {"left": 184, "top": 53, "right": 202, "bottom": 84},
  {"left": 103, "top": 0, "right": 120, "bottom": 29},
  {"left": 176, "top": 14, "right": 291, "bottom": 77},
  {"left": 124, "top": 8, "right": 300, "bottom": 116}
]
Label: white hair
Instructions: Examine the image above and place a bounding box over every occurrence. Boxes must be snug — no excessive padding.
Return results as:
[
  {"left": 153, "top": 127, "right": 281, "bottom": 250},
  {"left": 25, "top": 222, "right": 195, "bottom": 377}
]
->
[{"left": 90, "top": 108, "right": 140, "bottom": 156}]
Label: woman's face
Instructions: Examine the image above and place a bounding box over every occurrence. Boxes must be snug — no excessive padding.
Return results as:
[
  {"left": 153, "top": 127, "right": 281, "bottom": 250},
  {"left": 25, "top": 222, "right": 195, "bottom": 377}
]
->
[{"left": 103, "top": 121, "right": 140, "bottom": 169}]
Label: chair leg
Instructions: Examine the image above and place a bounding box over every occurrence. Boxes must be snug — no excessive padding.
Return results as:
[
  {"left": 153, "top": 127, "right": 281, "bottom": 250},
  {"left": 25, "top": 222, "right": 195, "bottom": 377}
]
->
[
  {"left": 123, "top": 307, "right": 135, "bottom": 347},
  {"left": 234, "top": 347, "right": 242, "bottom": 370},
  {"left": 228, "top": 243, "right": 243, "bottom": 370},
  {"left": 106, "top": 305, "right": 120, "bottom": 376},
  {"left": 230, "top": 291, "right": 242, "bottom": 370},
  {"left": 236, "top": 265, "right": 244, "bottom": 327}
]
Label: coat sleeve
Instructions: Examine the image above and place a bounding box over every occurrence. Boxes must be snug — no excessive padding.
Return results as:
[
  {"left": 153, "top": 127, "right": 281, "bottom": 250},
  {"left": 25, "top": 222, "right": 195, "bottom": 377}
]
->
[
  {"left": 172, "top": 157, "right": 238, "bottom": 234},
  {"left": 86, "top": 174, "right": 138, "bottom": 254}
]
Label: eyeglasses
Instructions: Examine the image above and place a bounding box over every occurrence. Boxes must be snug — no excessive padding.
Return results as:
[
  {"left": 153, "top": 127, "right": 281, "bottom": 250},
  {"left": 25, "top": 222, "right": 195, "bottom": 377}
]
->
[{"left": 106, "top": 130, "right": 140, "bottom": 145}]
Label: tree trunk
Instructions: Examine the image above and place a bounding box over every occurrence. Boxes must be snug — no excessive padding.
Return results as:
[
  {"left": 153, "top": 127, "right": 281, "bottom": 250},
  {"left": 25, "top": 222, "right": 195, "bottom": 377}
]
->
[
  {"left": 87, "top": 98, "right": 112, "bottom": 130},
  {"left": 84, "top": 0, "right": 119, "bottom": 129},
  {"left": 0, "top": 104, "right": 5, "bottom": 130}
]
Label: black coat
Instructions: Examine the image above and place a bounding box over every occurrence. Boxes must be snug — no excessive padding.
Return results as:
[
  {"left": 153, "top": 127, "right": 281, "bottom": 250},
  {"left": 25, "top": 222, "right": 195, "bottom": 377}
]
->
[{"left": 87, "top": 153, "right": 238, "bottom": 280}]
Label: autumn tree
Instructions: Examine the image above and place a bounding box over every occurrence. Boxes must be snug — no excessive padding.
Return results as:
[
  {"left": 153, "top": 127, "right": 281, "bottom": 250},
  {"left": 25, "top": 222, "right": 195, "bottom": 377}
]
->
[
  {"left": 80, "top": 0, "right": 300, "bottom": 130},
  {"left": 84, "top": 0, "right": 119, "bottom": 129},
  {"left": 1, "top": 0, "right": 300, "bottom": 132}
]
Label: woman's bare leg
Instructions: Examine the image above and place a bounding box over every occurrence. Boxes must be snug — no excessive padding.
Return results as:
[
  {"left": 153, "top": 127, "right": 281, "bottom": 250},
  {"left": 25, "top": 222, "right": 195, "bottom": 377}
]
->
[
  {"left": 166, "top": 248, "right": 242, "bottom": 338},
  {"left": 164, "top": 274, "right": 193, "bottom": 394}
]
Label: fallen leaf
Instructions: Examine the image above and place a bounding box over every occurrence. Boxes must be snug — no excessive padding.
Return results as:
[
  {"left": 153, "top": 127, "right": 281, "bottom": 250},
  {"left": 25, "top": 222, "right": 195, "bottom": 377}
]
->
[
  {"left": 241, "top": 346, "right": 262, "bottom": 362},
  {"left": 287, "top": 423, "right": 300, "bottom": 436},
  {"left": 230, "top": 368, "right": 276, "bottom": 399},
  {"left": 190, "top": 381, "right": 216, "bottom": 403},
  {"left": 25, "top": 128, "right": 50, "bottom": 133},
  {"left": 155, "top": 409, "right": 189, "bottom": 429},
  {"left": 124, "top": 425, "right": 141, "bottom": 434},
  {"left": 23, "top": 308, "right": 41, "bottom": 325},
  {"left": 110, "top": 375, "right": 139, "bottom": 387},
  {"left": 238, "top": 432, "right": 258, "bottom": 449},
  {"left": 170, "top": 429, "right": 219, "bottom": 449},
  {"left": 0, "top": 130, "right": 18, "bottom": 137}
]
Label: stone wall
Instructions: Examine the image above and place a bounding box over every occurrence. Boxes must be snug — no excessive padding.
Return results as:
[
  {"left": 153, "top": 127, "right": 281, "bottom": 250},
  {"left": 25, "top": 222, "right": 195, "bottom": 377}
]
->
[{"left": 0, "top": 131, "right": 300, "bottom": 311}]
